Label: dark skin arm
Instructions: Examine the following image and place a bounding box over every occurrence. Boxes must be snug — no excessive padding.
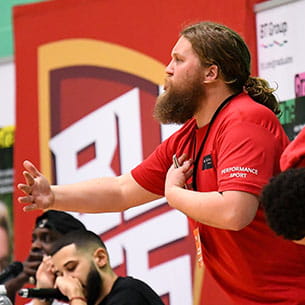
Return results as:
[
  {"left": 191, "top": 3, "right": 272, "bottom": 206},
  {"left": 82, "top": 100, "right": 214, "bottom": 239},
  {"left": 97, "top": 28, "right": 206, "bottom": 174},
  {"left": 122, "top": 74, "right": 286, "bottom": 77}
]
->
[{"left": 5, "top": 250, "right": 43, "bottom": 303}]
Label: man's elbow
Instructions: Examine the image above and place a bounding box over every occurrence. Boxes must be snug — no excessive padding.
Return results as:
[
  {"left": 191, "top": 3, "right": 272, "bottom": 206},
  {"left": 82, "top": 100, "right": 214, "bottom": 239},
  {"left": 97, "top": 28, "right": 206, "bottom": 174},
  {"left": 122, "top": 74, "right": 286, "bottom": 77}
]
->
[{"left": 225, "top": 211, "right": 255, "bottom": 231}]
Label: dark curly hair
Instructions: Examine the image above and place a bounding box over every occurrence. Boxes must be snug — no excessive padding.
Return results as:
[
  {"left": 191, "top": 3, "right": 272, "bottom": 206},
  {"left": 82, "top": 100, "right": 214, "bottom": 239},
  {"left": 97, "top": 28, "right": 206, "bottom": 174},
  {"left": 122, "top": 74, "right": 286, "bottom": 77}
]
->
[{"left": 261, "top": 168, "right": 305, "bottom": 241}]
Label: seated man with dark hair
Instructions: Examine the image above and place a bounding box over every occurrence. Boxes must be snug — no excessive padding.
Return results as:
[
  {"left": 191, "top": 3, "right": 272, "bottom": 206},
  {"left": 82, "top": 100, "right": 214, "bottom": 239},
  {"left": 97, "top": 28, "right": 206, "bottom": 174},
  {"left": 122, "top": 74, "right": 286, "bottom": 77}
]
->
[
  {"left": 4, "top": 210, "right": 86, "bottom": 303},
  {"left": 47, "top": 230, "right": 165, "bottom": 305},
  {"left": 261, "top": 167, "right": 305, "bottom": 245}
]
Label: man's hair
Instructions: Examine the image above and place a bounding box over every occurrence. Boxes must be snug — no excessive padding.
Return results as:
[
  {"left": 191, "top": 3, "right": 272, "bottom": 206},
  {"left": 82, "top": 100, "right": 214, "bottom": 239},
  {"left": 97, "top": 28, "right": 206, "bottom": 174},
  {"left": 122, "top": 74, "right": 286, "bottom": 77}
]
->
[
  {"left": 50, "top": 230, "right": 106, "bottom": 256},
  {"left": 181, "top": 21, "right": 280, "bottom": 114},
  {"left": 35, "top": 210, "right": 86, "bottom": 235},
  {"left": 261, "top": 168, "right": 305, "bottom": 240}
]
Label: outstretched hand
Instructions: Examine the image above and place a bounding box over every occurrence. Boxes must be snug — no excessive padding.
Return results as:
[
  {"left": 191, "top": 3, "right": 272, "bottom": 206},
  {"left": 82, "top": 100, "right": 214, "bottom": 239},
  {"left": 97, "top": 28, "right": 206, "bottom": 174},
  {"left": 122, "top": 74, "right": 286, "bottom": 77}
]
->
[{"left": 17, "top": 160, "right": 54, "bottom": 212}]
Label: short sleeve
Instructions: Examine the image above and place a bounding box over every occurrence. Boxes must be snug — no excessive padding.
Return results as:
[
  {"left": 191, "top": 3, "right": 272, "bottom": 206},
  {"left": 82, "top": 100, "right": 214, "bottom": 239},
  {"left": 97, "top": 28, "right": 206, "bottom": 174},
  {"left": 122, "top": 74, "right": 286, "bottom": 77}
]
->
[
  {"left": 217, "top": 122, "right": 282, "bottom": 195},
  {"left": 131, "top": 138, "right": 173, "bottom": 195},
  {"left": 280, "top": 127, "right": 305, "bottom": 170}
]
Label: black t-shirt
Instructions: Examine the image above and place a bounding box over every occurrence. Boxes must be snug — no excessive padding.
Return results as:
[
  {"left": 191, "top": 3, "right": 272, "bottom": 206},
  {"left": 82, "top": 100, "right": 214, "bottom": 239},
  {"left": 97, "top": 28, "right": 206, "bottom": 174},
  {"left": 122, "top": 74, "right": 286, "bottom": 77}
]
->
[{"left": 99, "top": 276, "right": 165, "bottom": 305}]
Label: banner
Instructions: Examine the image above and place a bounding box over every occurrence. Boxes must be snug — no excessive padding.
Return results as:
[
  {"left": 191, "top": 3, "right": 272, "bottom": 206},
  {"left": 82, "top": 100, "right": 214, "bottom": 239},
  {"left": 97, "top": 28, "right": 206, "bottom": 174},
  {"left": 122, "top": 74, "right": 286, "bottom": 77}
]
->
[
  {"left": 13, "top": 0, "right": 262, "bottom": 304},
  {"left": 256, "top": 0, "right": 305, "bottom": 139}
]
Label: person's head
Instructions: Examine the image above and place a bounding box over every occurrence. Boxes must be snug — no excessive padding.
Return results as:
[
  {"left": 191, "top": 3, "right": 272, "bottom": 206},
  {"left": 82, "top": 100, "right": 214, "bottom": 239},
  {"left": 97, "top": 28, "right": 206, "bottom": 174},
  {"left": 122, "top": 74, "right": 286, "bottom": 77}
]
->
[
  {"left": 50, "top": 230, "right": 112, "bottom": 305},
  {"left": 32, "top": 210, "right": 86, "bottom": 255},
  {"left": 261, "top": 168, "right": 305, "bottom": 245},
  {"left": 154, "top": 21, "right": 280, "bottom": 125}
]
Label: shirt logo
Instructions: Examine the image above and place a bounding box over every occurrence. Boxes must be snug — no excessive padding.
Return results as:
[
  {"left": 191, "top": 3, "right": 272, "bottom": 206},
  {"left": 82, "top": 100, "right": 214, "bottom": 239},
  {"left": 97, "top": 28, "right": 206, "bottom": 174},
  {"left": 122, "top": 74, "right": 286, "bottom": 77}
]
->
[
  {"left": 221, "top": 166, "right": 259, "bottom": 178},
  {"left": 202, "top": 154, "right": 213, "bottom": 170}
]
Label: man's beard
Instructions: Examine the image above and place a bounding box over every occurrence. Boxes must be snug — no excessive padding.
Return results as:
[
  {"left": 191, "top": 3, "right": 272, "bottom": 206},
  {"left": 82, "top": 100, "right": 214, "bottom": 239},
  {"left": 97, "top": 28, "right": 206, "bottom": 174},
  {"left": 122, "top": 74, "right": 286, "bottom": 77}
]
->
[
  {"left": 153, "top": 75, "right": 204, "bottom": 125},
  {"left": 85, "top": 263, "right": 103, "bottom": 305}
]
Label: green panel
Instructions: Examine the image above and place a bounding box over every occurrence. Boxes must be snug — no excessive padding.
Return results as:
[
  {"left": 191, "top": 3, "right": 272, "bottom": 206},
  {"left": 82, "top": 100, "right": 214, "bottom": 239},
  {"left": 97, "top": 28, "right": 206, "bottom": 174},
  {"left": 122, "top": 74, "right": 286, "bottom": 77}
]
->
[
  {"left": 278, "top": 98, "right": 295, "bottom": 125},
  {"left": 0, "top": 0, "right": 46, "bottom": 58},
  {"left": 280, "top": 96, "right": 305, "bottom": 140}
]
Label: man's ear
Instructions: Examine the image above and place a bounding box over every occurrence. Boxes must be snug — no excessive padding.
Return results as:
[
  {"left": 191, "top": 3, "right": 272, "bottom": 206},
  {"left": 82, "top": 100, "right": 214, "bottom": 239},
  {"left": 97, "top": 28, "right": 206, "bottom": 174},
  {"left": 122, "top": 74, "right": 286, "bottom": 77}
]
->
[
  {"left": 93, "top": 248, "right": 108, "bottom": 268},
  {"left": 202, "top": 64, "right": 219, "bottom": 84}
]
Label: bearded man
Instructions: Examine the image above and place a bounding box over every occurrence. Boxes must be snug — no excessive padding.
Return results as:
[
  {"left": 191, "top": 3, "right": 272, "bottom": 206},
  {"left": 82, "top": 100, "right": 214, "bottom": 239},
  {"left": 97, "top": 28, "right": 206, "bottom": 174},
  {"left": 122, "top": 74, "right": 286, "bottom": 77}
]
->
[
  {"left": 43, "top": 230, "right": 164, "bottom": 305},
  {"left": 18, "top": 21, "right": 305, "bottom": 304}
]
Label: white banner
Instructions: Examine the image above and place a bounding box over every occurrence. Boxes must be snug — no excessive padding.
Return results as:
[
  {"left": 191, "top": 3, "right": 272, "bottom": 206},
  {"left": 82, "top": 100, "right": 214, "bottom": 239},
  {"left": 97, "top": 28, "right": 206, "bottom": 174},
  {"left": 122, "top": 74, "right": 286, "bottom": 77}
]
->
[{"left": 256, "top": 0, "right": 305, "bottom": 102}]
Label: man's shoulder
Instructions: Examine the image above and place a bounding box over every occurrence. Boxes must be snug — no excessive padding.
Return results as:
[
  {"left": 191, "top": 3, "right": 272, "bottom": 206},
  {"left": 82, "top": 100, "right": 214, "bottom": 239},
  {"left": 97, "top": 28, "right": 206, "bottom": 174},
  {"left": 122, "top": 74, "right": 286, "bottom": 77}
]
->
[
  {"left": 101, "top": 276, "right": 164, "bottom": 305},
  {"left": 222, "top": 93, "right": 282, "bottom": 126},
  {"left": 113, "top": 276, "right": 156, "bottom": 292}
]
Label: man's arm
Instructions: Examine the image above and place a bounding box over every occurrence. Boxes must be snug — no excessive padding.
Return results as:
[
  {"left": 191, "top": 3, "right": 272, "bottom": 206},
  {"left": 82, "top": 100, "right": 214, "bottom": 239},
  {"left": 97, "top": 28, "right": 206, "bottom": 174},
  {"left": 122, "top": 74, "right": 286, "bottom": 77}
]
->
[
  {"left": 5, "top": 252, "right": 43, "bottom": 303},
  {"left": 18, "top": 161, "right": 161, "bottom": 213},
  {"left": 165, "top": 159, "right": 259, "bottom": 231},
  {"left": 54, "top": 276, "right": 86, "bottom": 305}
]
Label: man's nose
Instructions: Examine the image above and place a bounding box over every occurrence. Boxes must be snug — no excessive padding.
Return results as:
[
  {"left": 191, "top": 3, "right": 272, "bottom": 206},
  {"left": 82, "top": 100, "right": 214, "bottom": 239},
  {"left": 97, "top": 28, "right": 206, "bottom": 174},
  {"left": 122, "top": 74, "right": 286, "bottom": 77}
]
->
[
  {"left": 31, "top": 240, "right": 43, "bottom": 252},
  {"left": 165, "top": 60, "right": 174, "bottom": 75}
]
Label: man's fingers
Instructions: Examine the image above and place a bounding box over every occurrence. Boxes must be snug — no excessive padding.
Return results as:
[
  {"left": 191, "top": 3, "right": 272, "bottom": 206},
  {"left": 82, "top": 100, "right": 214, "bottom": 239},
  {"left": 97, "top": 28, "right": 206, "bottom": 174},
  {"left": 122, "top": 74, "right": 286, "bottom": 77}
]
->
[
  {"left": 23, "top": 171, "right": 35, "bottom": 187},
  {"left": 23, "top": 160, "right": 41, "bottom": 178},
  {"left": 23, "top": 203, "right": 39, "bottom": 212},
  {"left": 181, "top": 159, "right": 193, "bottom": 170},
  {"left": 178, "top": 153, "right": 188, "bottom": 164},
  {"left": 18, "top": 195, "right": 35, "bottom": 204},
  {"left": 18, "top": 183, "right": 32, "bottom": 195},
  {"left": 185, "top": 167, "right": 193, "bottom": 179}
]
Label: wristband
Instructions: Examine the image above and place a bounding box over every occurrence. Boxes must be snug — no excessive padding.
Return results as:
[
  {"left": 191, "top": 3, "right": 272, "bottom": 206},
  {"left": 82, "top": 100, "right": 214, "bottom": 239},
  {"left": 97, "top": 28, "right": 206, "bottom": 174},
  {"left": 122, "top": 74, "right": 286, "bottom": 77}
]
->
[{"left": 69, "top": 297, "right": 87, "bottom": 304}]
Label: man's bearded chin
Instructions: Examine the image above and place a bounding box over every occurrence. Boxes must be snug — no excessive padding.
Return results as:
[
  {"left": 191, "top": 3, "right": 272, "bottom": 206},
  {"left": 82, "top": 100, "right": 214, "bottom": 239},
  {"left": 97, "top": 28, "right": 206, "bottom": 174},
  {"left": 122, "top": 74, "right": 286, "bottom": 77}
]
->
[
  {"left": 153, "top": 79, "right": 204, "bottom": 125},
  {"left": 86, "top": 263, "right": 103, "bottom": 305}
]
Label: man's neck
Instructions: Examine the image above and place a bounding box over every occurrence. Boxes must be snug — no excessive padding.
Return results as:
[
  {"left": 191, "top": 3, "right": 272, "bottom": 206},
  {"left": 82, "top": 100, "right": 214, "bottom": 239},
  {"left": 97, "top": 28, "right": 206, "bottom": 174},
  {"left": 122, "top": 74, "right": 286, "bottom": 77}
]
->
[
  {"left": 194, "top": 87, "right": 237, "bottom": 128},
  {"left": 95, "top": 272, "right": 118, "bottom": 305}
]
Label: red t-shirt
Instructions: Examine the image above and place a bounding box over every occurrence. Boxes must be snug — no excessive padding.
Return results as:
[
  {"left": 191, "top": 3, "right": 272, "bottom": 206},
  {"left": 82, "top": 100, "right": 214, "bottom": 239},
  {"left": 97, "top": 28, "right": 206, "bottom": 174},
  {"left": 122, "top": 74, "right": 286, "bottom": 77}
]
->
[
  {"left": 280, "top": 127, "right": 305, "bottom": 170},
  {"left": 132, "top": 93, "right": 305, "bottom": 304}
]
